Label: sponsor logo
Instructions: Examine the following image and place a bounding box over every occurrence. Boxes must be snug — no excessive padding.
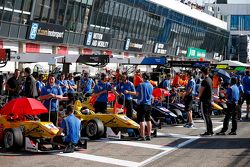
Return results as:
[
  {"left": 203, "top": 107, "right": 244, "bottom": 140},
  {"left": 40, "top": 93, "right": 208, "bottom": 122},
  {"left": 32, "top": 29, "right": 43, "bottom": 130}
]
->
[
  {"left": 86, "top": 32, "right": 93, "bottom": 46},
  {"left": 29, "top": 23, "right": 39, "bottom": 40}
]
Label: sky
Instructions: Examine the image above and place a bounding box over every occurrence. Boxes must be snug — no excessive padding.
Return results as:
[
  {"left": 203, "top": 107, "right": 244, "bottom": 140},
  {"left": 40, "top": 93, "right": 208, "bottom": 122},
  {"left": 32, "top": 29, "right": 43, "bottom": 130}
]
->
[{"left": 194, "top": 0, "right": 250, "bottom": 5}]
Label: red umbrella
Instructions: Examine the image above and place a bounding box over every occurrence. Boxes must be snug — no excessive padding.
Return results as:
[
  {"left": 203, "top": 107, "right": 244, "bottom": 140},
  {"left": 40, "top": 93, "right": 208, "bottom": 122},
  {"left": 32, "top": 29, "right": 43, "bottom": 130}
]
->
[
  {"left": 153, "top": 88, "right": 170, "bottom": 98},
  {"left": 0, "top": 98, "right": 48, "bottom": 116}
]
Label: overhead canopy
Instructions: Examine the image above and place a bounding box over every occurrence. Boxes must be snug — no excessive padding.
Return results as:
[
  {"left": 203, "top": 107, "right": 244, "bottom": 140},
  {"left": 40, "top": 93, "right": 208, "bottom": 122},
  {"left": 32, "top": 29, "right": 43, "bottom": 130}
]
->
[{"left": 219, "top": 60, "right": 250, "bottom": 67}]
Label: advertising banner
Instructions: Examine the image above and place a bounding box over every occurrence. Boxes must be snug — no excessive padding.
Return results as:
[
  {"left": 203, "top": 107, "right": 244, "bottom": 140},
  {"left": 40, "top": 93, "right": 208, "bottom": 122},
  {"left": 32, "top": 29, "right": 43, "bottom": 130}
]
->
[
  {"left": 85, "top": 31, "right": 111, "bottom": 48},
  {"left": 186, "top": 47, "right": 206, "bottom": 59},
  {"left": 27, "top": 21, "right": 65, "bottom": 43},
  {"left": 124, "top": 38, "right": 143, "bottom": 52},
  {"left": 153, "top": 43, "right": 167, "bottom": 54}
]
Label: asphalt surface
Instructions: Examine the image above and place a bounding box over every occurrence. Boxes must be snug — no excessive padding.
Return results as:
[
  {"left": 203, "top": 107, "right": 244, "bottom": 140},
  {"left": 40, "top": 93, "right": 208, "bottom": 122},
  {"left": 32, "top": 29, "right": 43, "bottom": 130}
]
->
[{"left": 0, "top": 104, "right": 249, "bottom": 167}]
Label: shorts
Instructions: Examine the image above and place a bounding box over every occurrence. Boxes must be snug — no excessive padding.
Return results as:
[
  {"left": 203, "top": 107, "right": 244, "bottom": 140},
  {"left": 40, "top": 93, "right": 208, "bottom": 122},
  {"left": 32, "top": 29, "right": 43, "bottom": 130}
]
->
[
  {"left": 94, "top": 101, "right": 107, "bottom": 113},
  {"left": 137, "top": 104, "right": 152, "bottom": 123},
  {"left": 184, "top": 95, "right": 193, "bottom": 112},
  {"left": 243, "top": 94, "right": 250, "bottom": 105}
]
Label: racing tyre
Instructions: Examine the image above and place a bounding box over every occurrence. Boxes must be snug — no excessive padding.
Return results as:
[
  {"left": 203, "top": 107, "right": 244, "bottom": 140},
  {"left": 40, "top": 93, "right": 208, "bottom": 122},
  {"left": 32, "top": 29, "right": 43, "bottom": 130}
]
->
[
  {"left": 4, "top": 128, "right": 23, "bottom": 150},
  {"left": 85, "top": 118, "right": 104, "bottom": 140}
]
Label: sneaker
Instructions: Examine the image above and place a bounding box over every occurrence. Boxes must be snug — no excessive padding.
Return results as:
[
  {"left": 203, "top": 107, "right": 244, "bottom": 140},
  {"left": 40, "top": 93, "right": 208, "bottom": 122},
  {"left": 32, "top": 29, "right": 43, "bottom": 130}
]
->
[
  {"left": 145, "top": 136, "right": 151, "bottom": 141},
  {"left": 63, "top": 144, "right": 75, "bottom": 153},
  {"left": 228, "top": 131, "right": 237, "bottom": 135},
  {"left": 183, "top": 123, "right": 189, "bottom": 127},
  {"left": 216, "top": 131, "right": 226, "bottom": 135},
  {"left": 200, "top": 132, "right": 213, "bottom": 136},
  {"left": 137, "top": 137, "right": 146, "bottom": 141},
  {"left": 186, "top": 124, "right": 195, "bottom": 128}
]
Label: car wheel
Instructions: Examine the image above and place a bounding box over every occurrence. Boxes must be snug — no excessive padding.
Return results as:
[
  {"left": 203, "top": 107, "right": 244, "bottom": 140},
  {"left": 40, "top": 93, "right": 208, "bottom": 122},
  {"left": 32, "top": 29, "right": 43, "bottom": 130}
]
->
[
  {"left": 4, "top": 128, "right": 23, "bottom": 149},
  {"left": 85, "top": 118, "right": 104, "bottom": 140}
]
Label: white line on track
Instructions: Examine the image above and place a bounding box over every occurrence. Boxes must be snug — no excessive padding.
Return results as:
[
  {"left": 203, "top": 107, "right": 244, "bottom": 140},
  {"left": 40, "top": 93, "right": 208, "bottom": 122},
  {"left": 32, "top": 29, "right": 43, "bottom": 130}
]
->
[
  {"left": 57, "top": 123, "right": 227, "bottom": 167},
  {"left": 59, "top": 152, "right": 140, "bottom": 167}
]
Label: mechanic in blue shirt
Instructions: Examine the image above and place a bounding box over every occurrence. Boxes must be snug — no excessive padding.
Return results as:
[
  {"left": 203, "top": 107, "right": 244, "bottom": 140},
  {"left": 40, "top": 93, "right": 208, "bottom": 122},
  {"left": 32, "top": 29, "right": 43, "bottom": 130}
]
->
[
  {"left": 36, "top": 74, "right": 45, "bottom": 96},
  {"left": 93, "top": 73, "right": 112, "bottom": 113},
  {"left": 183, "top": 71, "right": 196, "bottom": 128},
  {"left": 80, "top": 72, "right": 95, "bottom": 97},
  {"left": 56, "top": 73, "right": 69, "bottom": 95},
  {"left": 237, "top": 78, "right": 244, "bottom": 121},
  {"left": 116, "top": 72, "right": 136, "bottom": 119},
  {"left": 242, "top": 70, "right": 250, "bottom": 119},
  {"left": 39, "top": 74, "right": 63, "bottom": 126},
  {"left": 67, "top": 73, "right": 77, "bottom": 94},
  {"left": 53, "top": 105, "right": 81, "bottom": 153},
  {"left": 136, "top": 72, "right": 153, "bottom": 141},
  {"left": 217, "top": 77, "right": 239, "bottom": 135},
  {"left": 162, "top": 73, "right": 171, "bottom": 91}
]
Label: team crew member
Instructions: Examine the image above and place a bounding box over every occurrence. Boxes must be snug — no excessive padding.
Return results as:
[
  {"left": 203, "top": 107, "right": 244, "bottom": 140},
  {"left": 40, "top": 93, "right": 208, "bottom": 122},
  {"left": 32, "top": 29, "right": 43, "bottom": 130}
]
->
[
  {"left": 197, "top": 67, "right": 213, "bottom": 136},
  {"left": 162, "top": 74, "right": 171, "bottom": 91},
  {"left": 23, "top": 67, "right": 38, "bottom": 98},
  {"left": 56, "top": 73, "right": 69, "bottom": 95},
  {"left": 216, "top": 77, "right": 239, "bottom": 135},
  {"left": 136, "top": 73, "right": 153, "bottom": 141},
  {"left": 36, "top": 74, "right": 45, "bottom": 96},
  {"left": 6, "top": 69, "right": 21, "bottom": 101},
  {"left": 80, "top": 72, "right": 95, "bottom": 97},
  {"left": 93, "top": 73, "right": 112, "bottom": 113},
  {"left": 116, "top": 72, "right": 136, "bottom": 119},
  {"left": 237, "top": 78, "right": 244, "bottom": 121},
  {"left": 242, "top": 71, "right": 250, "bottom": 119},
  {"left": 183, "top": 71, "right": 196, "bottom": 128},
  {"left": 53, "top": 105, "right": 81, "bottom": 153},
  {"left": 133, "top": 69, "right": 143, "bottom": 88},
  {"left": 213, "top": 74, "right": 221, "bottom": 96},
  {"left": 39, "top": 74, "right": 63, "bottom": 126},
  {"left": 67, "top": 73, "right": 77, "bottom": 93}
]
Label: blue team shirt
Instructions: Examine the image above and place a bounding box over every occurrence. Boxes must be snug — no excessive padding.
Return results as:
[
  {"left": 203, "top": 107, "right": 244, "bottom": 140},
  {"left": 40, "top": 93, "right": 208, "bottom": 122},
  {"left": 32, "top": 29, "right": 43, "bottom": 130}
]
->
[
  {"left": 186, "top": 78, "right": 196, "bottom": 96},
  {"left": 67, "top": 79, "right": 76, "bottom": 93},
  {"left": 117, "top": 81, "right": 135, "bottom": 100},
  {"left": 162, "top": 79, "right": 170, "bottom": 90},
  {"left": 242, "top": 76, "right": 250, "bottom": 95},
  {"left": 36, "top": 81, "right": 45, "bottom": 93},
  {"left": 56, "top": 80, "right": 68, "bottom": 94},
  {"left": 94, "top": 81, "right": 112, "bottom": 102},
  {"left": 81, "top": 78, "right": 95, "bottom": 94},
  {"left": 227, "top": 84, "right": 239, "bottom": 103},
  {"left": 41, "top": 85, "right": 63, "bottom": 112},
  {"left": 136, "top": 80, "right": 153, "bottom": 105},
  {"left": 61, "top": 114, "right": 81, "bottom": 144}
]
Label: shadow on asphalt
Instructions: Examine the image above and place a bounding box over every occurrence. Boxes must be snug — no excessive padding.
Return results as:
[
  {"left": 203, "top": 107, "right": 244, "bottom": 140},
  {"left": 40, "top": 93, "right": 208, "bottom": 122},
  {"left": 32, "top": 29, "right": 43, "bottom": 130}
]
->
[{"left": 183, "top": 138, "right": 250, "bottom": 149}]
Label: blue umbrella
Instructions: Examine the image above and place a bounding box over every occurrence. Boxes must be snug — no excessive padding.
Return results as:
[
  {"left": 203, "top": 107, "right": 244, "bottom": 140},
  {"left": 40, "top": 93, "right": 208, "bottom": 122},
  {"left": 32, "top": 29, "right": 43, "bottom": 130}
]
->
[{"left": 214, "top": 69, "right": 231, "bottom": 81}]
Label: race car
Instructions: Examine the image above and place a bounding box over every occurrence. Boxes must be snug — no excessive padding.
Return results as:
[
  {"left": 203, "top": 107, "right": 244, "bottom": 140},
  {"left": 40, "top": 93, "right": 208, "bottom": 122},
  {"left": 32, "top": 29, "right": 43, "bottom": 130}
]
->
[
  {"left": 72, "top": 99, "right": 140, "bottom": 140},
  {"left": 0, "top": 114, "right": 59, "bottom": 152}
]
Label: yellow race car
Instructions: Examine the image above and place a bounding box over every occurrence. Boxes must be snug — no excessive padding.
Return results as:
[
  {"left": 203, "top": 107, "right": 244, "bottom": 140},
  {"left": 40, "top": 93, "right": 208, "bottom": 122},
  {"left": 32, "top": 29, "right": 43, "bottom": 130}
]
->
[
  {"left": 71, "top": 99, "right": 140, "bottom": 140},
  {"left": 0, "top": 114, "right": 59, "bottom": 152}
]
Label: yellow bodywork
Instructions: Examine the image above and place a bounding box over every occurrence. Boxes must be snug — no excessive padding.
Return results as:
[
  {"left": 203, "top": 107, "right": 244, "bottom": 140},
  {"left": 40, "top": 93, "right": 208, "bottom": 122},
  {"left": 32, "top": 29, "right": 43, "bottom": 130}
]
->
[
  {"left": 0, "top": 115, "right": 59, "bottom": 139},
  {"left": 73, "top": 100, "right": 139, "bottom": 129}
]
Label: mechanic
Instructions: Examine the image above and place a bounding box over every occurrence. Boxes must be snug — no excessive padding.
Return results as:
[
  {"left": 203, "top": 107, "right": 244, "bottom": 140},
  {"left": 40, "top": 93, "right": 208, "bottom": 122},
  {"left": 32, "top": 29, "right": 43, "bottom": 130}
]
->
[
  {"left": 93, "top": 73, "right": 112, "bottom": 113},
  {"left": 216, "top": 77, "right": 239, "bottom": 135},
  {"left": 183, "top": 71, "right": 196, "bottom": 128},
  {"left": 80, "top": 72, "right": 95, "bottom": 97},
  {"left": 133, "top": 69, "right": 143, "bottom": 89},
  {"left": 197, "top": 67, "right": 214, "bottom": 136},
  {"left": 242, "top": 70, "right": 250, "bottom": 119},
  {"left": 6, "top": 69, "right": 21, "bottom": 101},
  {"left": 136, "top": 72, "right": 153, "bottom": 141},
  {"left": 162, "top": 73, "right": 171, "bottom": 91},
  {"left": 39, "top": 74, "right": 63, "bottom": 126},
  {"left": 36, "top": 74, "right": 45, "bottom": 97},
  {"left": 115, "top": 72, "right": 136, "bottom": 119},
  {"left": 67, "top": 73, "right": 77, "bottom": 94},
  {"left": 53, "top": 105, "right": 81, "bottom": 153},
  {"left": 56, "top": 73, "right": 69, "bottom": 95},
  {"left": 23, "top": 67, "right": 38, "bottom": 98}
]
